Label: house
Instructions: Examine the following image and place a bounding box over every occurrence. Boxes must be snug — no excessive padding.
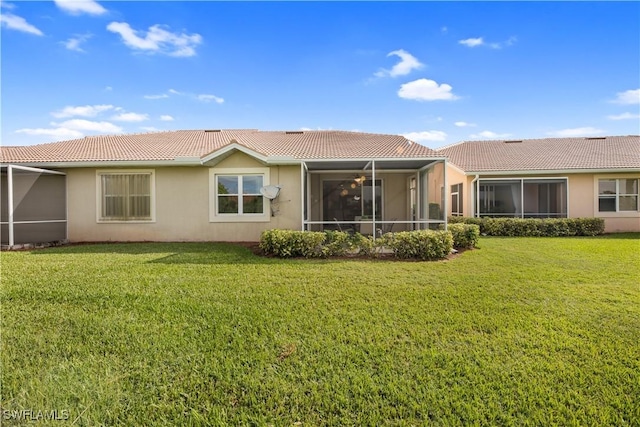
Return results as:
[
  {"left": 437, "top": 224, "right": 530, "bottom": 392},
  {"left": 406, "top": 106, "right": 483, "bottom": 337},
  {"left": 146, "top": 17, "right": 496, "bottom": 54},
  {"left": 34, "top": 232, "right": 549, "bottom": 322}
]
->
[
  {"left": 438, "top": 135, "right": 640, "bottom": 233},
  {"left": 1, "top": 130, "right": 447, "bottom": 246}
]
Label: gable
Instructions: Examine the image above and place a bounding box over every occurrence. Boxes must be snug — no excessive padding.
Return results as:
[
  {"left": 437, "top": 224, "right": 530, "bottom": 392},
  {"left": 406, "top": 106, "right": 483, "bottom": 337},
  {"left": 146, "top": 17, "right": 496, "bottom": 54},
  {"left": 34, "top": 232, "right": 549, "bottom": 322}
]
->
[{"left": 212, "top": 151, "right": 266, "bottom": 169}]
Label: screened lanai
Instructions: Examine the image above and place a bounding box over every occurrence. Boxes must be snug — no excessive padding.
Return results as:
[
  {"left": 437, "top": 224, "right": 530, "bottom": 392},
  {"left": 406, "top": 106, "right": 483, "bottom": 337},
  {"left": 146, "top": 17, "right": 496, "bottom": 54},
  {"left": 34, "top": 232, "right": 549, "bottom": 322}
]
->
[
  {"left": 300, "top": 158, "right": 447, "bottom": 236},
  {"left": 1, "top": 165, "right": 67, "bottom": 247}
]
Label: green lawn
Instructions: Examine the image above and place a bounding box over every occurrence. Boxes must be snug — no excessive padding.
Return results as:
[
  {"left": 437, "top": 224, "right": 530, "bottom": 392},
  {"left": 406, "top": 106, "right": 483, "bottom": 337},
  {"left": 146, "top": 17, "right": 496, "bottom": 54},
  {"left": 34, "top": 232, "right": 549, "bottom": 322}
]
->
[{"left": 1, "top": 235, "right": 639, "bottom": 426}]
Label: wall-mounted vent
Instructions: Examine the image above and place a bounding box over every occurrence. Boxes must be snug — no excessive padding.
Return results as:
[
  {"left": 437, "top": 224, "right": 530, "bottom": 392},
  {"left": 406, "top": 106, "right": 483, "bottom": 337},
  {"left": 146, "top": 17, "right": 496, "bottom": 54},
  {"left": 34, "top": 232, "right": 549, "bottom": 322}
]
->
[
  {"left": 285, "top": 131, "right": 304, "bottom": 135},
  {"left": 504, "top": 140, "right": 523, "bottom": 143},
  {"left": 204, "top": 129, "right": 221, "bottom": 133},
  {"left": 585, "top": 137, "right": 606, "bottom": 140}
]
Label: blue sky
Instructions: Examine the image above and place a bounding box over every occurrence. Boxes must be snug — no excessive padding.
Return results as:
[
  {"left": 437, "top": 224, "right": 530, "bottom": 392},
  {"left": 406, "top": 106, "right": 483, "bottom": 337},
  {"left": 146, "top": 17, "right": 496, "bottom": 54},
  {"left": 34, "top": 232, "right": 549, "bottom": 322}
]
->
[{"left": 1, "top": 1, "right": 639, "bottom": 148}]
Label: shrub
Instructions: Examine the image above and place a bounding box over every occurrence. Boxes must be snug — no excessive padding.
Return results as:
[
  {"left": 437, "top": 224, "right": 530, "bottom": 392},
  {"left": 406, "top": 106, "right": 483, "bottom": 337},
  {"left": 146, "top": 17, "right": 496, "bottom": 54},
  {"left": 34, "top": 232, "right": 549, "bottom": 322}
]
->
[
  {"left": 448, "top": 223, "right": 480, "bottom": 249},
  {"left": 260, "top": 230, "right": 326, "bottom": 258},
  {"left": 349, "top": 232, "right": 377, "bottom": 257},
  {"left": 323, "top": 230, "right": 353, "bottom": 256},
  {"left": 573, "top": 218, "right": 606, "bottom": 236},
  {"left": 447, "top": 217, "right": 605, "bottom": 237},
  {"left": 384, "top": 230, "right": 453, "bottom": 260}
]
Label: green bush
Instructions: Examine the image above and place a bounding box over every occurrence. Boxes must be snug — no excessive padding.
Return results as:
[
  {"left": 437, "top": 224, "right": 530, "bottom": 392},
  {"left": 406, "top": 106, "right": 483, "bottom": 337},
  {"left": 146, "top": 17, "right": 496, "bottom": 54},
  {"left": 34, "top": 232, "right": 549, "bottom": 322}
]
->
[
  {"left": 384, "top": 230, "right": 453, "bottom": 260},
  {"left": 447, "top": 217, "right": 605, "bottom": 237},
  {"left": 349, "top": 232, "right": 378, "bottom": 257},
  {"left": 259, "top": 230, "right": 326, "bottom": 258},
  {"left": 448, "top": 223, "right": 480, "bottom": 249},
  {"left": 323, "top": 230, "right": 353, "bottom": 256}
]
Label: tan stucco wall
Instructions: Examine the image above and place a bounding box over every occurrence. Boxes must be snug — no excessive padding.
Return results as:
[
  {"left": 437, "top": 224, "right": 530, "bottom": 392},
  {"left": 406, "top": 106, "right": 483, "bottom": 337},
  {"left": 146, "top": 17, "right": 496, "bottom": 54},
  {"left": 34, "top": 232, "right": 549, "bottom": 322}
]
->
[
  {"left": 443, "top": 166, "right": 640, "bottom": 232},
  {"left": 64, "top": 153, "right": 302, "bottom": 242},
  {"left": 445, "top": 166, "right": 468, "bottom": 216}
]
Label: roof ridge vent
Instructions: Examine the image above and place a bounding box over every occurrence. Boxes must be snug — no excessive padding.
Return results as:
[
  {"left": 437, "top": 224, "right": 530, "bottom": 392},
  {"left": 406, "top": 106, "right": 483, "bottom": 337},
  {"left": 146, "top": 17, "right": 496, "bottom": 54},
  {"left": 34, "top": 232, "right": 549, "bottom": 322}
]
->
[
  {"left": 503, "top": 140, "right": 523, "bottom": 143},
  {"left": 204, "top": 129, "right": 221, "bottom": 133},
  {"left": 285, "top": 131, "right": 304, "bottom": 135},
  {"left": 585, "top": 137, "right": 606, "bottom": 140}
]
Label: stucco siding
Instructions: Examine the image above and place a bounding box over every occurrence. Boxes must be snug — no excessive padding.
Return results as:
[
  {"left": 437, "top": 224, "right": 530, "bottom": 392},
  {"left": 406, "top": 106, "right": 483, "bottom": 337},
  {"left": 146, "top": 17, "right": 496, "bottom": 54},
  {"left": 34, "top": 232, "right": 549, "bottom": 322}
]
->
[
  {"left": 64, "top": 155, "right": 302, "bottom": 242},
  {"left": 445, "top": 169, "right": 640, "bottom": 232}
]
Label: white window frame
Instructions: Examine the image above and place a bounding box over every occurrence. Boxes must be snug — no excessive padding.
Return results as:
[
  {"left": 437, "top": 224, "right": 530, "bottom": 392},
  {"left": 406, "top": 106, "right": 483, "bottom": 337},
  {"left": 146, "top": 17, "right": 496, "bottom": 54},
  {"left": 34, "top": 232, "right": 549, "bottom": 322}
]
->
[
  {"left": 595, "top": 176, "right": 640, "bottom": 216},
  {"left": 96, "top": 170, "right": 156, "bottom": 223},
  {"left": 209, "top": 168, "right": 271, "bottom": 223},
  {"left": 451, "top": 183, "right": 463, "bottom": 216},
  {"left": 475, "top": 177, "right": 569, "bottom": 218}
]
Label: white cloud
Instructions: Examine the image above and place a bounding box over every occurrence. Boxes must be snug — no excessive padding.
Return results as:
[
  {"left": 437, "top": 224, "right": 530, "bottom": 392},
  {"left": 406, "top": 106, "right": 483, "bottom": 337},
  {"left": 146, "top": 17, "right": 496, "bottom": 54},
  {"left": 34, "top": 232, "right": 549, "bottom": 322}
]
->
[
  {"left": 470, "top": 130, "right": 512, "bottom": 139},
  {"left": 16, "top": 127, "right": 83, "bottom": 140},
  {"left": 0, "top": 11, "right": 43, "bottom": 36},
  {"left": 51, "top": 104, "right": 114, "bottom": 118},
  {"left": 611, "top": 89, "right": 640, "bottom": 105},
  {"left": 1, "top": 2, "right": 16, "bottom": 10},
  {"left": 459, "top": 37, "right": 484, "bottom": 47},
  {"left": 52, "top": 119, "right": 123, "bottom": 133},
  {"left": 607, "top": 112, "right": 640, "bottom": 120},
  {"left": 140, "top": 126, "right": 159, "bottom": 132},
  {"left": 144, "top": 93, "right": 169, "bottom": 100},
  {"left": 106, "top": 22, "right": 202, "bottom": 57},
  {"left": 197, "top": 94, "right": 224, "bottom": 103},
  {"left": 398, "top": 78, "right": 459, "bottom": 101},
  {"left": 111, "top": 112, "right": 149, "bottom": 122},
  {"left": 16, "top": 118, "right": 122, "bottom": 141},
  {"left": 459, "top": 36, "right": 517, "bottom": 49},
  {"left": 454, "top": 121, "right": 476, "bottom": 127},
  {"left": 160, "top": 115, "right": 174, "bottom": 121},
  {"left": 403, "top": 130, "right": 448, "bottom": 142},
  {"left": 374, "top": 49, "right": 424, "bottom": 78},
  {"left": 104, "top": 86, "right": 113, "bottom": 92},
  {"left": 145, "top": 89, "right": 223, "bottom": 103},
  {"left": 547, "top": 127, "right": 604, "bottom": 137},
  {"left": 53, "top": 0, "right": 106, "bottom": 16},
  {"left": 441, "top": 26, "right": 448, "bottom": 34},
  {"left": 62, "top": 33, "right": 92, "bottom": 52}
]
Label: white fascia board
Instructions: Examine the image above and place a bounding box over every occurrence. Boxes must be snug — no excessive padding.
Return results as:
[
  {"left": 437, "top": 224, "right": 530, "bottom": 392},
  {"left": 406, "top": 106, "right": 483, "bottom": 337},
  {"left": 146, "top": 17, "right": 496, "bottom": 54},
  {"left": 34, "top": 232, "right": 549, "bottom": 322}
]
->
[
  {"left": 463, "top": 168, "right": 640, "bottom": 176},
  {"left": 299, "top": 156, "right": 447, "bottom": 163},
  {"left": 3, "top": 160, "right": 187, "bottom": 168},
  {"left": 265, "top": 157, "right": 299, "bottom": 165}
]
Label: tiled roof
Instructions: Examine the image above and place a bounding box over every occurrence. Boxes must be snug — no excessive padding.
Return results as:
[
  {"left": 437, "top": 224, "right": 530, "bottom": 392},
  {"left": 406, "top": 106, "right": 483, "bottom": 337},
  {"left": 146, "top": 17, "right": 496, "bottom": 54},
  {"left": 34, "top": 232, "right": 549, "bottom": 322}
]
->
[
  {"left": 0, "top": 130, "right": 438, "bottom": 164},
  {"left": 438, "top": 136, "right": 640, "bottom": 172}
]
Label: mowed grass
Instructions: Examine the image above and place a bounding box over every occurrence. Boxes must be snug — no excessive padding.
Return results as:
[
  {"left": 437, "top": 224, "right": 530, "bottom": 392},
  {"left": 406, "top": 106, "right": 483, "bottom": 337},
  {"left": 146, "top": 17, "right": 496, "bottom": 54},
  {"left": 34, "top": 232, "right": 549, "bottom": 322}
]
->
[{"left": 1, "top": 235, "right": 639, "bottom": 426}]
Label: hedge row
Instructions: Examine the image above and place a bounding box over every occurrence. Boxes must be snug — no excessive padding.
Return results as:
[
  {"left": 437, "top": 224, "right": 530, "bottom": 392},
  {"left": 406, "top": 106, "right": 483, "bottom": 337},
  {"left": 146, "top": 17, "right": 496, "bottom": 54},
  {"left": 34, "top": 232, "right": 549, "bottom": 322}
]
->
[
  {"left": 383, "top": 230, "right": 453, "bottom": 261},
  {"left": 448, "top": 223, "right": 480, "bottom": 249},
  {"left": 447, "top": 217, "right": 604, "bottom": 237},
  {"left": 260, "top": 227, "right": 479, "bottom": 260}
]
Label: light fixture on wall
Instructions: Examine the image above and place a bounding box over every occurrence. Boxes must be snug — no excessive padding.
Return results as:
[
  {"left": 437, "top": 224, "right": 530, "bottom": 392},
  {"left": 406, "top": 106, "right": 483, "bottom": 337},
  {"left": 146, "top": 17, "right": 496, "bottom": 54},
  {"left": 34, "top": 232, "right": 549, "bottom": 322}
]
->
[{"left": 354, "top": 175, "right": 366, "bottom": 184}]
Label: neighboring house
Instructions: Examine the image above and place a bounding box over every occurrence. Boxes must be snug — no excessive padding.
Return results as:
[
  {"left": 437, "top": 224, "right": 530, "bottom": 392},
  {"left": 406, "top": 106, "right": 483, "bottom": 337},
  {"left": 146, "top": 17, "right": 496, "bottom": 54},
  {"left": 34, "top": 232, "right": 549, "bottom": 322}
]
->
[
  {"left": 1, "top": 130, "right": 447, "bottom": 245},
  {"left": 438, "top": 135, "right": 640, "bottom": 233}
]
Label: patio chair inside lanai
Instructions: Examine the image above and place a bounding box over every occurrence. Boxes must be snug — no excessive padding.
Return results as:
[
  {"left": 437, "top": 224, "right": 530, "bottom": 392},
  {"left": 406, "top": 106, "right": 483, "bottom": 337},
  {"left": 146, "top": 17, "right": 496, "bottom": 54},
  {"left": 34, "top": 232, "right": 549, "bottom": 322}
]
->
[{"left": 301, "top": 158, "right": 447, "bottom": 236}]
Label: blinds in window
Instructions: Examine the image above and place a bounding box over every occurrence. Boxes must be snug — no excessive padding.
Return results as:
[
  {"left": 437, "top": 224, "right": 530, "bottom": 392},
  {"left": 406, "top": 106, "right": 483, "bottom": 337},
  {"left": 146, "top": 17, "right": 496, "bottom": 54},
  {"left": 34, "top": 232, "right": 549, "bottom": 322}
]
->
[{"left": 101, "top": 174, "right": 151, "bottom": 220}]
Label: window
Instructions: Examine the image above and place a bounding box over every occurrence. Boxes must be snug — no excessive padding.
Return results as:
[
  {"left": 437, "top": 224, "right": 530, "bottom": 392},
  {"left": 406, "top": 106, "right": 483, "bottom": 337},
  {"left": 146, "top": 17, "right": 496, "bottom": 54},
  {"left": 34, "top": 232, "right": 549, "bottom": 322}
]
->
[
  {"left": 477, "top": 178, "right": 567, "bottom": 218},
  {"left": 209, "top": 168, "right": 270, "bottom": 222},
  {"left": 599, "top": 178, "right": 639, "bottom": 212},
  {"left": 451, "top": 183, "right": 463, "bottom": 216},
  {"left": 216, "top": 175, "right": 264, "bottom": 214},
  {"left": 98, "top": 171, "right": 154, "bottom": 221}
]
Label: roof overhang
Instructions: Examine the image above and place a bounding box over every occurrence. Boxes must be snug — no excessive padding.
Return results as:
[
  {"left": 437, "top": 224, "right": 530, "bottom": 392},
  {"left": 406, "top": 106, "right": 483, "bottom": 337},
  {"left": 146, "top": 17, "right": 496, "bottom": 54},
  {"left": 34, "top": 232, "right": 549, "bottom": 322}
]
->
[
  {"left": 463, "top": 168, "right": 640, "bottom": 176},
  {"left": 200, "top": 141, "right": 299, "bottom": 166},
  {"left": 302, "top": 157, "right": 446, "bottom": 171}
]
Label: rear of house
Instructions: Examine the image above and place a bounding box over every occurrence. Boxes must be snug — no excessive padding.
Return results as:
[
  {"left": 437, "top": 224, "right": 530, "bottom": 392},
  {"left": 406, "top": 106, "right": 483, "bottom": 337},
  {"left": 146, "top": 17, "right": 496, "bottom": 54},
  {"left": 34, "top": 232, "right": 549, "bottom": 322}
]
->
[
  {"left": 439, "top": 136, "right": 640, "bottom": 233},
  {"left": 1, "top": 129, "right": 447, "bottom": 245}
]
